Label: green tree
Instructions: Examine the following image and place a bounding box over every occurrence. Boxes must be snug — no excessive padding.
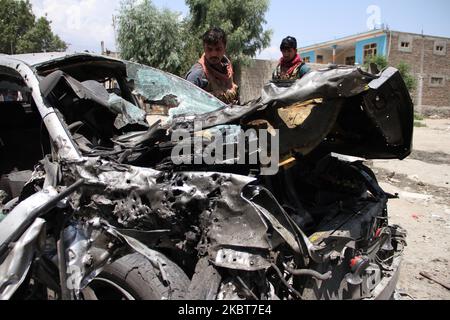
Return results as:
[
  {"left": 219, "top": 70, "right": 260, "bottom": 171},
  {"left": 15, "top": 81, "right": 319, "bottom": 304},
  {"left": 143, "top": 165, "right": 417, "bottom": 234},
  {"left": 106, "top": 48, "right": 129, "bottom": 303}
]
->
[
  {"left": 0, "top": 0, "right": 35, "bottom": 54},
  {"left": 397, "top": 61, "right": 417, "bottom": 92},
  {"left": 185, "top": 0, "right": 273, "bottom": 67},
  {"left": 0, "top": 0, "right": 66, "bottom": 54},
  {"left": 364, "top": 55, "right": 388, "bottom": 70},
  {"left": 116, "top": 0, "right": 189, "bottom": 75},
  {"left": 16, "top": 16, "right": 67, "bottom": 53}
]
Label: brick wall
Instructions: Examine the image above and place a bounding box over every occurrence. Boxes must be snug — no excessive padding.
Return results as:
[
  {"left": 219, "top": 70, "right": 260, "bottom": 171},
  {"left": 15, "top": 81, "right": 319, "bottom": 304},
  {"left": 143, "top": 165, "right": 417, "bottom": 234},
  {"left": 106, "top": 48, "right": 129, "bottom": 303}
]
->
[
  {"left": 388, "top": 31, "right": 450, "bottom": 110},
  {"left": 236, "top": 61, "right": 324, "bottom": 103}
]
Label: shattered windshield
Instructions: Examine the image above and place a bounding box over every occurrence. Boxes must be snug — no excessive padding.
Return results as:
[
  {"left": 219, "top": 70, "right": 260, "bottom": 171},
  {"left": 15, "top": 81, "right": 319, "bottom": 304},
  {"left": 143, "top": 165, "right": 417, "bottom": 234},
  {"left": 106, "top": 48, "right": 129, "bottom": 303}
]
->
[
  {"left": 37, "top": 58, "right": 234, "bottom": 158},
  {"left": 126, "top": 62, "right": 227, "bottom": 119}
]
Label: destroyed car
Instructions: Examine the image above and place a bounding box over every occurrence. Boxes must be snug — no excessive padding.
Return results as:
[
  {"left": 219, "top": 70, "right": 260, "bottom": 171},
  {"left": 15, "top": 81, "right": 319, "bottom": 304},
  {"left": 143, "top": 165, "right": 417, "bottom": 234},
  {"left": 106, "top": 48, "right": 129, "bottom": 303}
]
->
[{"left": 0, "top": 52, "right": 412, "bottom": 300}]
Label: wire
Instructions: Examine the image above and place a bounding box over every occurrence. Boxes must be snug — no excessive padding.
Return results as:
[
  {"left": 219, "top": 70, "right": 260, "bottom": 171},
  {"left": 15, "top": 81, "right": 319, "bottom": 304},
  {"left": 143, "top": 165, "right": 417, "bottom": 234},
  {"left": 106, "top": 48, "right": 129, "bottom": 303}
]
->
[
  {"left": 270, "top": 263, "right": 303, "bottom": 300},
  {"left": 40, "top": 120, "right": 45, "bottom": 159},
  {"left": 375, "top": 239, "right": 406, "bottom": 270},
  {"left": 236, "top": 276, "right": 259, "bottom": 300}
]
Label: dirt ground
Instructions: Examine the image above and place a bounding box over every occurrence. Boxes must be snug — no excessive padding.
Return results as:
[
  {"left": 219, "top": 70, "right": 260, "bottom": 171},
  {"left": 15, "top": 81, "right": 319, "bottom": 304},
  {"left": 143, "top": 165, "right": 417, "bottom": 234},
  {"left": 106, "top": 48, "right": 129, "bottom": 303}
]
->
[{"left": 368, "top": 119, "right": 450, "bottom": 300}]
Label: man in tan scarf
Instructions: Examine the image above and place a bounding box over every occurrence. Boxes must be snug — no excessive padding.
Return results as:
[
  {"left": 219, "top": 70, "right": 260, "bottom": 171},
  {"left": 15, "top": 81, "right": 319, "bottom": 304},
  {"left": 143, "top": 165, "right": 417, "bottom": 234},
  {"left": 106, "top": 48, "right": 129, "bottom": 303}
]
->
[{"left": 186, "top": 27, "right": 239, "bottom": 105}]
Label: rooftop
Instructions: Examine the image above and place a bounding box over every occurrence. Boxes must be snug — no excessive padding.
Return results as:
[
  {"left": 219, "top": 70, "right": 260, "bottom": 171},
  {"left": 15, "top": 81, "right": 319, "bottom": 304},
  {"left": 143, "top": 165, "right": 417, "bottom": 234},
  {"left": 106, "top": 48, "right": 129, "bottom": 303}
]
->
[{"left": 299, "top": 28, "right": 450, "bottom": 52}]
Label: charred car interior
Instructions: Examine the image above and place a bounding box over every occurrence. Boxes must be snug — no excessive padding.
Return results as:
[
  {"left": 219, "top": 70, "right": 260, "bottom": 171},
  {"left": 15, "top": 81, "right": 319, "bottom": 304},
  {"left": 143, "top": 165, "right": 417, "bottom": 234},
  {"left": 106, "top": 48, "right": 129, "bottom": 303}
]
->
[{"left": 0, "top": 53, "right": 412, "bottom": 300}]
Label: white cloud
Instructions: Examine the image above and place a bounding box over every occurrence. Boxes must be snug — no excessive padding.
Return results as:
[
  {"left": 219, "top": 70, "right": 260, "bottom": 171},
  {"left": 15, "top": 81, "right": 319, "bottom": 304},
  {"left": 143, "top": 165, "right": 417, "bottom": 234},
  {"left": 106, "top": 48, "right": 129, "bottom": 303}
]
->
[
  {"left": 256, "top": 46, "right": 280, "bottom": 60},
  {"left": 30, "top": 0, "right": 120, "bottom": 53}
]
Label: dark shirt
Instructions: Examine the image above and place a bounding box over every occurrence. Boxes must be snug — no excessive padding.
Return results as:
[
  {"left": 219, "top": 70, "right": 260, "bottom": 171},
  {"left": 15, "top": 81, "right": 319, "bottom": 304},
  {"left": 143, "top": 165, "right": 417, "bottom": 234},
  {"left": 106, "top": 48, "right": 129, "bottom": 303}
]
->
[
  {"left": 185, "top": 60, "right": 230, "bottom": 89},
  {"left": 186, "top": 63, "right": 208, "bottom": 89}
]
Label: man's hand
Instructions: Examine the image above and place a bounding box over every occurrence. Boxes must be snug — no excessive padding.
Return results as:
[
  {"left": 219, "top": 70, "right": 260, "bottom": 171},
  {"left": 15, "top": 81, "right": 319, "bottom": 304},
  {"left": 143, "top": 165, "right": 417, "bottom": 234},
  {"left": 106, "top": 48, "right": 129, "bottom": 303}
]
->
[{"left": 213, "top": 84, "right": 239, "bottom": 104}]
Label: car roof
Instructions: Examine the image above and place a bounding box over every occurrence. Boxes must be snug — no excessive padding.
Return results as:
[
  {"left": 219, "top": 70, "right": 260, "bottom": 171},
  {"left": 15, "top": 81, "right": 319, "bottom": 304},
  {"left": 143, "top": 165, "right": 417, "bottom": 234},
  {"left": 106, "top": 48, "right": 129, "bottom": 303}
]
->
[{"left": 6, "top": 52, "right": 121, "bottom": 68}]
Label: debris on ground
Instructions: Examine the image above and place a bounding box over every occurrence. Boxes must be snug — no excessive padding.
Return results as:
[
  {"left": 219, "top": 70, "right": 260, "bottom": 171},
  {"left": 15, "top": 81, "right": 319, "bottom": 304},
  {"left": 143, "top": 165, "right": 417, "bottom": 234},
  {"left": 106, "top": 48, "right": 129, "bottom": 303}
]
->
[{"left": 419, "top": 272, "right": 450, "bottom": 291}]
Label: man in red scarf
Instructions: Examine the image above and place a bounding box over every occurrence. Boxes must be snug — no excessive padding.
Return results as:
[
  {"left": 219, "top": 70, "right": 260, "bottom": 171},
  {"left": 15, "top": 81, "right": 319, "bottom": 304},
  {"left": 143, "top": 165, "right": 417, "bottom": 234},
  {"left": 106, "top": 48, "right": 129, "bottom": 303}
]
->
[
  {"left": 272, "top": 36, "right": 311, "bottom": 81},
  {"left": 186, "top": 27, "right": 239, "bottom": 104}
]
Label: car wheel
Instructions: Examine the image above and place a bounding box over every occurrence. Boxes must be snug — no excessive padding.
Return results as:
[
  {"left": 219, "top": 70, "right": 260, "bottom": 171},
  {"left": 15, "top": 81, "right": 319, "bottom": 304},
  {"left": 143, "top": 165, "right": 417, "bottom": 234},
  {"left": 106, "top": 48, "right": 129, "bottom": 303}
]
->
[
  {"left": 82, "top": 252, "right": 189, "bottom": 300},
  {"left": 185, "top": 258, "right": 222, "bottom": 300}
]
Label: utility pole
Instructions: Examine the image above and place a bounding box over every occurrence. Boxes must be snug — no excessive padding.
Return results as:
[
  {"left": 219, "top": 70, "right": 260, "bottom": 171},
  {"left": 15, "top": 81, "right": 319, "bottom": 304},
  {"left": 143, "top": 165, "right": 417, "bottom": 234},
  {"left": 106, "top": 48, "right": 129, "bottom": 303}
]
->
[
  {"left": 417, "top": 28, "right": 425, "bottom": 112},
  {"left": 112, "top": 15, "right": 118, "bottom": 54}
]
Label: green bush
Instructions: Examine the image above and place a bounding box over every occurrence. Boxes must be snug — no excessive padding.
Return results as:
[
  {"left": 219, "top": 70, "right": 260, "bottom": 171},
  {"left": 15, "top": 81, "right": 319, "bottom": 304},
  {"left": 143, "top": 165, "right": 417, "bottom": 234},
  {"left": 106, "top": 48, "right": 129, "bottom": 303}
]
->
[
  {"left": 363, "top": 55, "right": 417, "bottom": 93},
  {"left": 397, "top": 61, "right": 417, "bottom": 92},
  {"left": 364, "top": 55, "right": 388, "bottom": 70}
]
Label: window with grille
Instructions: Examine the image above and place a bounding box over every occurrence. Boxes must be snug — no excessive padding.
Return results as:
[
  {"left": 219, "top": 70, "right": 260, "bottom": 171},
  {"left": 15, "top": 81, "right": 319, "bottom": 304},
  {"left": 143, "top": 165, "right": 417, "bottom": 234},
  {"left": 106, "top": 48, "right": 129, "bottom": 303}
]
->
[{"left": 363, "top": 43, "right": 378, "bottom": 61}]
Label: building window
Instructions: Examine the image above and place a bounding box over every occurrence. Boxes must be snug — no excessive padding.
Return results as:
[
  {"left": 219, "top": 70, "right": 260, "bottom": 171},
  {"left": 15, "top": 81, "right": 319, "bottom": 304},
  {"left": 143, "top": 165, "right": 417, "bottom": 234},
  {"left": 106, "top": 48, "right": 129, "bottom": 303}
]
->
[
  {"left": 316, "top": 55, "right": 323, "bottom": 64},
  {"left": 345, "top": 56, "right": 355, "bottom": 65},
  {"left": 363, "top": 43, "right": 377, "bottom": 61},
  {"left": 398, "top": 35, "right": 413, "bottom": 52},
  {"left": 303, "top": 56, "right": 311, "bottom": 63},
  {"left": 434, "top": 41, "right": 446, "bottom": 55},
  {"left": 401, "top": 42, "right": 410, "bottom": 48},
  {"left": 429, "top": 76, "right": 445, "bottom": 87}
]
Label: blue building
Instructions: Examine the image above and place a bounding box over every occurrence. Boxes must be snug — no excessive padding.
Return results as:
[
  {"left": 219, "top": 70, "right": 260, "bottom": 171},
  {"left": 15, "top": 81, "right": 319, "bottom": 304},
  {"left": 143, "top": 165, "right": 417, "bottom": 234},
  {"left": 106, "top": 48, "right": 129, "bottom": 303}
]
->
[
  {"left": 298, "top": 28, "right": 450, "bottom": 112},
  {"left": 298, "top": 29, "right": 389, "bottom": 66}
]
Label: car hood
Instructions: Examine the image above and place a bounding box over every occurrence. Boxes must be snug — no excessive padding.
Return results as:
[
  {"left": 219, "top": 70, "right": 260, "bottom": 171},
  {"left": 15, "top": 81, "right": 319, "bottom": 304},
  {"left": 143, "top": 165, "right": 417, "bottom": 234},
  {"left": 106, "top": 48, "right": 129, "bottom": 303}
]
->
[
  {"left": 33, "top": 54, "right": 413, "bottom": 163},
  {"left": 172, "top": 65, "right": 414, "bottom": 160}
]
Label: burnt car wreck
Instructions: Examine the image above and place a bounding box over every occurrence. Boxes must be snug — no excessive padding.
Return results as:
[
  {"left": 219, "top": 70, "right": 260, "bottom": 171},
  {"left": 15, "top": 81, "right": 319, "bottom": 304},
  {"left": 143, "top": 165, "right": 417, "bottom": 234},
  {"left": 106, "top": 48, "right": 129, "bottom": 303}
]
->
[{"left": 0, "top": 52, "right": 412, "bottom": 300}]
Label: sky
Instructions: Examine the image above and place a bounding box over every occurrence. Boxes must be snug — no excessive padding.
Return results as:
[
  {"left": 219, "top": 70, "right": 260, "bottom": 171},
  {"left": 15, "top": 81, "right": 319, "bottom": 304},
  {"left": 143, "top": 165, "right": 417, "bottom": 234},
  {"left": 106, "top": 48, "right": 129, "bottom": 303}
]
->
[{"left": 29, "top": 0, "right": 450, "bottom": 59}]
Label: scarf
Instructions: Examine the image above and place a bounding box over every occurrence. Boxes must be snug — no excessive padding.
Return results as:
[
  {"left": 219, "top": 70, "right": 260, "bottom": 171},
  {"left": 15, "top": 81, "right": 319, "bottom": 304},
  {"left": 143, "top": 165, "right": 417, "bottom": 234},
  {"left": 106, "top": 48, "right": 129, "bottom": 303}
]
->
[
  {"left": 279, "top": 54, "right": 303, "bottom": 77},
  {"left": 198, "top": 54, "right": 234, "bottom": 90}
]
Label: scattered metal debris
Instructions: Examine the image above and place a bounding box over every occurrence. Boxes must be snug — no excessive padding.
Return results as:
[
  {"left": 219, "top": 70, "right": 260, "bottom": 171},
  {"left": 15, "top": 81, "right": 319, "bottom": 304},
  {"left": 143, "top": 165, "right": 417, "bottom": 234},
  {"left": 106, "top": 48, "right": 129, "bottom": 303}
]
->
[{"left": 420, "top": 271, "right": 450, "bottom": 291}]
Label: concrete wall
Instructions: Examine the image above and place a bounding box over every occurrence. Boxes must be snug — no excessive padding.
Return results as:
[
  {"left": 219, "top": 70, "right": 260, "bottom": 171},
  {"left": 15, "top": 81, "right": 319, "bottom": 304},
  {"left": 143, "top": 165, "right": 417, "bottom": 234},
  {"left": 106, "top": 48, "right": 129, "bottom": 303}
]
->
[
  {"left": 335, "top": 47, "right": 356, "bottom": 65},
  {"left": 315, "top": 49, "right": 333, "bottom": 64},
  {"left": 236, "top": 59, "right": 278, "bottom": 104},
  {"left": 313, "top": 47, "right": 355, "bottom": 65},
  {"left": 236, "top": 60, "right": 324, "bottom": 103}
]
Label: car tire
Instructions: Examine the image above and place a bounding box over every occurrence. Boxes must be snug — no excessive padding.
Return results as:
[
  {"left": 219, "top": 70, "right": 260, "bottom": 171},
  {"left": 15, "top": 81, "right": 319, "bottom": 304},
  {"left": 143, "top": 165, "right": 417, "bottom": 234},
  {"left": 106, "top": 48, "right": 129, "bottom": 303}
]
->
[
  {"left": 185, "top": 258, "right": 222, "bottom": 300},
  {"left": 86, "top": 252, "right": 189, "bottom": 300}
]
